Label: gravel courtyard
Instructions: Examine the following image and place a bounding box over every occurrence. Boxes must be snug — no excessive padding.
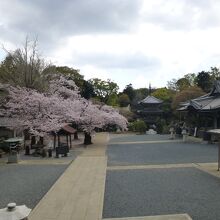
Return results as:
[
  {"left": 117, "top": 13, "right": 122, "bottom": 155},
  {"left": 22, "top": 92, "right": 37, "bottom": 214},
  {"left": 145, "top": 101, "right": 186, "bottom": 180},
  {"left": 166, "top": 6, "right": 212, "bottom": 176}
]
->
[
  {"left": 0, "top": 164, "right": 67, "bottom": 209},
  {"left": 104, "top": 134, "right": 220, "bottom": 220},
  {"left": 107, "top": 142, "right": 217, "bottom": 166},
  {"left": 103, "top": 167, "right": 220, "bottom": 220},
  {"left": 109, "top": 134, "right": 172, "bottom": 143}
]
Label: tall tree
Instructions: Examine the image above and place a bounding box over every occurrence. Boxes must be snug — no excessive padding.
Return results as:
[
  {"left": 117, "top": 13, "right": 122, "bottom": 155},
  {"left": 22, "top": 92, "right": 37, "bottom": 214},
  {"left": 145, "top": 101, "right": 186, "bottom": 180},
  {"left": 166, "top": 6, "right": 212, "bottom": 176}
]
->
[
  {"left": 151, "top": 87, "right": 175, "bottom": 120},
  {"left": 106, "top": 93, "right": 119, "bottom": 106},
  {"left": 55, "top": 66, "right": 84, "bottom": 88},
  {"left": 123, "top": 84, "right": 135, "bottom": 101},
  {"left": 176, "top": 78, "right": 191, "bottom": 91},
  {"left": 132, "top": 87, "right": 149, "bottom": 104},
  {"left": 210, "top": 67, "right": 220, "bottom": 81},
  {"left": 151, "top": 88, "right": 174, "bottom": 102},
  {"left": 88, "top": 78, "right": 119, "bottom": 102},
  {"left": 183, "top": 73, "right": 196, "bottom": 86},
  {"left": 80, "top": 80, "right": 95, "bottom": 99},
  {"left": 118, "top": 93, "right": 130, "bottom": 107},
  {"left": 167, "top": 79, "right": 178, "bottom": 91},
  {"left": 0, "top": 38, "right": 54, "bottom": 92},
  {"left": 194, "top": 71, "right": 212, "bottom": 92}
]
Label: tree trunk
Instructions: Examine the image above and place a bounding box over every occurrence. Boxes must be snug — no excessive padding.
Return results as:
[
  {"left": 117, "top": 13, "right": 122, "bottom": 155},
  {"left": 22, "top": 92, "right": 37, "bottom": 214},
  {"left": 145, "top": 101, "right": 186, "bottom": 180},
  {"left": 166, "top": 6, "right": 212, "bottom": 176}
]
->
[
  {"left": 39, "top": 136, "right": 44, "bottom": 145},
  {"left": 69, "top": 135, "right": 72, "bottom": 148},
  {"left": 84, "top": 132, "right": 92, "bottom": 145},
  {"left": 66, "top": 135, "right": 69, "bottom": 149},
  {"left": 74, "top": 132, "right": 78, "bottom": 140},
  {"left": 58, "top": 135, "right": 60, "bottom": 147},
  {"left": 23, "top": 129, "right": 30, "bottom": 149},
  {"left": 31, "top": 136, "right": 36, "bottom": 148},
  {"left": 53, "top": 135, "right": 56, "bottom": 149}
]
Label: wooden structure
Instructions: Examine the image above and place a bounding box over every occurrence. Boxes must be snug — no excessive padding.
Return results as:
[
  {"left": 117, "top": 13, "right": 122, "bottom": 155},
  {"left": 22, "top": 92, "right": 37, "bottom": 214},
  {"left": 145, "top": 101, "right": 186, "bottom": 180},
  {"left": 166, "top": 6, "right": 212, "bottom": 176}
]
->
[
  {"left": 53, "top": 125, "right": 76, "bottom": 149},
  {"left": 178, "top": 81, "right": 220, "bottom": 129},
  {"left": 136, "top": 95, "right": 164, "bottom": 124}
]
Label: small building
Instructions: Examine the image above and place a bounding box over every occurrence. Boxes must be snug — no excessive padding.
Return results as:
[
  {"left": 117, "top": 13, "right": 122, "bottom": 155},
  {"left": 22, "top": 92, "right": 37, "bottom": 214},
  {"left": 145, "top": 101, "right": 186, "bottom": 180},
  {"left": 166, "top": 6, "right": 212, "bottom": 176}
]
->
[
  {"left": 178, "top": 81, "right": 220, "bottom": 129},
  {"left": 136, "top": 95, "right": 164, "bottom": 124},
  {"left": 177, "top": 81, "right": 220, "bottom": 138}
]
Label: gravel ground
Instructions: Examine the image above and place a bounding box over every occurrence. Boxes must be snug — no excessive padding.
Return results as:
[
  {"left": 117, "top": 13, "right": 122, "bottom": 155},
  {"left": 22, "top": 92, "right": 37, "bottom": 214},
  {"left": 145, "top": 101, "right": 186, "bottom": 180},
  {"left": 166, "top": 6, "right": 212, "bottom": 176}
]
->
[
  {"left": 0, "top": 164, "right": 67, "bottom": 209},
  {"left": 103, "top": 167, "right": 220, "bottom": 220},
  {"left": 109, "top": 134, "right": 172, "bottom": 143},
  {"left": 19, "top": 148, "right": 80, "bottom": 161},
  {"left": 107, "top": 142, "right": 217, "bottom": 166}
]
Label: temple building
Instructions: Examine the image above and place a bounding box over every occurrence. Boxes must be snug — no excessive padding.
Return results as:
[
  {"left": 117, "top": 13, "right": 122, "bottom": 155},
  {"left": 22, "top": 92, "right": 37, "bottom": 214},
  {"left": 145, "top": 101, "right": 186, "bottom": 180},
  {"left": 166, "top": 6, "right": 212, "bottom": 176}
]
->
[
  {"left": 136, "top": 95, "right": 164, "bottom": 124},
  {"left": 178, "top": 81, "right": 220, "bottom": 129}
]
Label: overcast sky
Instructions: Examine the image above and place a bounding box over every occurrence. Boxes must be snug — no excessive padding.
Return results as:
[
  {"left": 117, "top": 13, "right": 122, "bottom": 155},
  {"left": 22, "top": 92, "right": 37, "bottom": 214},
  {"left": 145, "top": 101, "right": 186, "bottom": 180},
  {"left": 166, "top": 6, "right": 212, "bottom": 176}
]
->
[{"left": 1, "top": 0, "right": 220, "bottom": 90}]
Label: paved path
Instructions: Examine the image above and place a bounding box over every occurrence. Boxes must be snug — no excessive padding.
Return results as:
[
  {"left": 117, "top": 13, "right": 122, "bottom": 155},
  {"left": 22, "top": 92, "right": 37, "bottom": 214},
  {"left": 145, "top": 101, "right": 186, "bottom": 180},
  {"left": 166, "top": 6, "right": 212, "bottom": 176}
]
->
[
  {"left": 28, "top": 133, "right": 220, "bottom": 220},
  {"left": 29, "top": 133, "right": 108, "bottom": 220}
]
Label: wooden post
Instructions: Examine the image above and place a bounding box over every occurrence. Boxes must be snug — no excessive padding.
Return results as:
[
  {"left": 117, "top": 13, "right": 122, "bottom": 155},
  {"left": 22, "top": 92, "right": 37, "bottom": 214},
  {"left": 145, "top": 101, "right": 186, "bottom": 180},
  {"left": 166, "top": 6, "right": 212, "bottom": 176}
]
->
[
  {"left": 70, "top": 135, "right": 72, "bottom": 149},
  {"left": 53, "top": 135, "right": 56, "bottom": 149},
  {"left": 66, "top": 135, "right": 69, "bottom": 149},
  {"left": 40, "top": 136, "right": 44, "bottom": 145},
  {"left": 214, "top": 113, "right": 218, "bottom": 129},
  {"left": 74, "top": 132, "right": 78, "bottom": 140},
  {"left": 58, "top": 135, "right": 60, "bottom": 147}
]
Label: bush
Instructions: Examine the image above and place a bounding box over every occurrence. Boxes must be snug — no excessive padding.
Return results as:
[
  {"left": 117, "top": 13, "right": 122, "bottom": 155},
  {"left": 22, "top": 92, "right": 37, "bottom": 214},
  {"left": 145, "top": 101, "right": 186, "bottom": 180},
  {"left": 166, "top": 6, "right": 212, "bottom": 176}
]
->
[{"left": 131, "top": 120, "right": 147, "bottom": 133}]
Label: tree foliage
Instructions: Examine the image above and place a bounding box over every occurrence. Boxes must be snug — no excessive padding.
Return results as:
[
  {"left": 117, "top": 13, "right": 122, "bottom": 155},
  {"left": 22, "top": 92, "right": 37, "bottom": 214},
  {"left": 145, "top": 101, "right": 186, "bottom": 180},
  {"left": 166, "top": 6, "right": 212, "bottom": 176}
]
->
[
  {"left": 88, "top": 78, "right": 119, "bottom": 102},
  {"left": 55, "top": 66, "right": 84, "bottom": 88},
  {"left": 0, "top": 76, "right": 127, "bottom": 137},
  {"left": 0, "top": 38, "right": 54, "bottom": 92},
  {"left": 123, "top": 84, "right": 135, "bottom": 101},
  {"left": 194, "top": 71, "right": 212, "bottom": 93},
  {"left": 151, "top": 87, "right": 174, "bottom": 101},
  {"left": 172, "top": 86, "right": 205, "bottom": 110},
  {"left": 118, "top": 93, "right": 130, "bottom": 107},
  {"left": 106, "top": 93, "right": 119, "bottom": 106}
]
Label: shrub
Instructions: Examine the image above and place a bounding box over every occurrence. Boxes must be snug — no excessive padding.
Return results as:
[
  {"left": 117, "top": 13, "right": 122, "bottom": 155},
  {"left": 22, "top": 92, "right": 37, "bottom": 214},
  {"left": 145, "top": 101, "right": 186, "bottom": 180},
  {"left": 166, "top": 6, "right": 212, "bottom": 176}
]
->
[{"left": 132, "top": 120, "right": 147, "bottom": 133}]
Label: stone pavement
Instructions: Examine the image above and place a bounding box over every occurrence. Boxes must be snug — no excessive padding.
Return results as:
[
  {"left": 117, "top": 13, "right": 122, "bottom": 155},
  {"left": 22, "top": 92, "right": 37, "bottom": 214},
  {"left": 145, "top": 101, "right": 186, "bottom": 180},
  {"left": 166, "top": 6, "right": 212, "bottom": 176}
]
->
[
  {"left": 29, "top": 133, "right": 108, "bottom": 220},
  {"left": 28, "top": 133, "right": 220, "bottom": 220}
]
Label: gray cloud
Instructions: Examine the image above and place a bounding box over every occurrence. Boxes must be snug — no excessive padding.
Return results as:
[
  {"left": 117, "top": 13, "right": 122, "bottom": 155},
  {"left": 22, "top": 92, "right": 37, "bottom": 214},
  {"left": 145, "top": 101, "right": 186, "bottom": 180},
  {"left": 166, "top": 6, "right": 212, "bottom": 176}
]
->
[
  {"left": 143, "top": 0, "right": 220, "bottom": 30},
  {"left": 75, "top": 52, "right": 161, "bottom": 70},
  {"left": 0, "top": 0, "right": 143, "bottom": 50}
]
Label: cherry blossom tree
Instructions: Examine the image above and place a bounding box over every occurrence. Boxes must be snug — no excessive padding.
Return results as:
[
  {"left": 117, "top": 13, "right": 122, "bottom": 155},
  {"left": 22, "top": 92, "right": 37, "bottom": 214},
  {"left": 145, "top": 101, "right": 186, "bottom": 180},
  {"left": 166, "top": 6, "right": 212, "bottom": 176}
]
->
[
  {"left": 49, "top": 76, "right": 128, "bottom": 144},
  {"left": 100, "top": 105, "right": 128, "bottom": 131},
  {"left": 0, "top": 84, "right": 64, "bottom": 136},
  {"left": 0, "top": 83, "right": 84, "bottom": 137},
  {"left": 0, "top": 75, "right": 128, "bottom": 146},
  {"left": 78, "top": 103, "right": 128, "bottom": 144}
]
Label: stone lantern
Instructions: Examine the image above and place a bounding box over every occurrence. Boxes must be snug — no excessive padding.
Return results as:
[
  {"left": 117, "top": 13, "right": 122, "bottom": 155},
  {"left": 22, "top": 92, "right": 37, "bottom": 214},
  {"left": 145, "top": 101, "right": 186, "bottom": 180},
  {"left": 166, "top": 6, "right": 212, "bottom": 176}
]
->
[{"left": 0, "top": 203, "right": 31, "bottom": 220}]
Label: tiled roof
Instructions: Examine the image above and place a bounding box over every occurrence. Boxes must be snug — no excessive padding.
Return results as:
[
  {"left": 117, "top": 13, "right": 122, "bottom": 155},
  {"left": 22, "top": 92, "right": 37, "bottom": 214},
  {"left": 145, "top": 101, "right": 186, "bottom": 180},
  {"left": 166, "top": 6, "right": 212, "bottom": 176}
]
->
[
  {"left": 139, "top": 95, "right": 163, "bottom": 104},
  {"left": 178, "top": 80, "right": 220, "bottom": 111}
]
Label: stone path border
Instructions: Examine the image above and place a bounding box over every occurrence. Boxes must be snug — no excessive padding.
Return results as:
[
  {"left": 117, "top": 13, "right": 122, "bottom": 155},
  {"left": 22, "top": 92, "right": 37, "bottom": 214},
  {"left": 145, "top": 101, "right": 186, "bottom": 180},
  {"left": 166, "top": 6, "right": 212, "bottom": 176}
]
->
[
  {"left": 110, "top": 140, "right": 182, "bottom": 145},
  {"left": 103, "top": 213, "right": 192, "bottom": 220},
  {"left": 107, "top": 163, "right": 195, "bottom": 171}
]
